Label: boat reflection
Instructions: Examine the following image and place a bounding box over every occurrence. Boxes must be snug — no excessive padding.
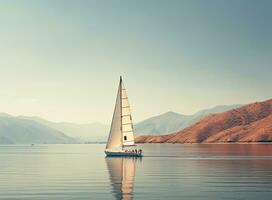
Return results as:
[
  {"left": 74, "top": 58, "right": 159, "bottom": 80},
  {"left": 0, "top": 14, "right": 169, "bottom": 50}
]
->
[{"left": 106, "top": 157, "right": 140, "bottom": 200}]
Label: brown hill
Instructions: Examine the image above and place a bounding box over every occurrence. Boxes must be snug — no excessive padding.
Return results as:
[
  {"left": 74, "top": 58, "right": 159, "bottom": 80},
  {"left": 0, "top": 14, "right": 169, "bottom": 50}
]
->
[{"left": 136, "top": 99, "right": 272, "bottom": 143}]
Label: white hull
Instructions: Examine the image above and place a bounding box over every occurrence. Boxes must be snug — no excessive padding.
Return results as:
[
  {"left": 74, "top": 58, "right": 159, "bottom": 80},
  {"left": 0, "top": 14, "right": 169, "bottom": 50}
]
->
[{"left": 105, "top": 150, "right": 142, "bottom": 157}]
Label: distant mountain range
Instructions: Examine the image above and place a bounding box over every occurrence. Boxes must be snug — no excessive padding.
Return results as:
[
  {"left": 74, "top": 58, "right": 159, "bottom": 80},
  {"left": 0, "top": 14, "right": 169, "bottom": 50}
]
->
[
  {"left": 18, "top": 116, "right": 109, "bottom": 142},
  {"left": 136, "top": 99, "right": 272, "bottom": 143},
  {"left": 0, "top": 113, "right": 76, "bottom": 144},
  {"left": 134, "top": 104, "right": 241, "bottom": 135},
  {"left": 0, "top": 104, "right": 242, "bottom": 144}
]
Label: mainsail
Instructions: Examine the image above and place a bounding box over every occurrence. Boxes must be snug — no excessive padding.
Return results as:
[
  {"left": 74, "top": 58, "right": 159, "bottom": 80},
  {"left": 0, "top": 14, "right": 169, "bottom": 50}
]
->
[
  {"left": 121, "top": 81, "right": 135, "bottom": 147},
  {"left": 106, "top": 77, "right": 135, "bottom": 150}
]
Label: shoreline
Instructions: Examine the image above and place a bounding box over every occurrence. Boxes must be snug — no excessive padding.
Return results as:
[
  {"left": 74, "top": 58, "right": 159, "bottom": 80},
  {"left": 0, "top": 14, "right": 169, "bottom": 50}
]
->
[{"left": 136, "top": 142, "right": 272, "bottom": 144}]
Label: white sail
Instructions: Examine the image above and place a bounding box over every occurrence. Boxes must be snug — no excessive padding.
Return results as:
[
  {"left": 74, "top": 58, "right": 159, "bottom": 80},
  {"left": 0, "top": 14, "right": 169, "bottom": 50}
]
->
[
  {"left": 106, "top": 80, "right": 122, "bottom": 149},
  {"left": 121, "top": 82, "right": 135, "bottom": 146},
  {"left": 106, "top": 77, "right": 135, "bottom": 150}
]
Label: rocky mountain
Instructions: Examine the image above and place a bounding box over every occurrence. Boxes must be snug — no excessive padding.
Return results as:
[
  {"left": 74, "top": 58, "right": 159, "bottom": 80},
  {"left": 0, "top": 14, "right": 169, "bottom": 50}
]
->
[
  {"left": 0, "top": 115, "right": 77, "bottom": 144},
  {"left": 134, "top": 104, "right": 241, "bottom": 135},
  {"left": 136, "top": 99, "right": 272, "bottom": 143}
]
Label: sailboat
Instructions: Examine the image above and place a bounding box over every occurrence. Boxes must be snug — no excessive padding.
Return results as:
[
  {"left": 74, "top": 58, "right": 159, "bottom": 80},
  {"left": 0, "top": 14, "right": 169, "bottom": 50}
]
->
[{"left": 105, "top": 77, "right": 142, "bottom": 157}]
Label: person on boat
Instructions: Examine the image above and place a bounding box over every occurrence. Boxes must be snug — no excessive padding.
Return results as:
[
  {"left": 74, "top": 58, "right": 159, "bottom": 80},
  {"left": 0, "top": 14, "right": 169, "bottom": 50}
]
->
[
  {"left": 139, "top": 149, "right": 142, "bottom": 155},
  {"left": 135, "top": 149, "right": 137, "bottom": 154}
]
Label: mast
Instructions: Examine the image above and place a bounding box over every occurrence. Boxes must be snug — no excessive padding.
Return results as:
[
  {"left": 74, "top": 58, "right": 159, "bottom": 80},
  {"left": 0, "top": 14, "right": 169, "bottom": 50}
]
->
[{"left": 120, "top": 76, "right": 123, "bottom": 149}]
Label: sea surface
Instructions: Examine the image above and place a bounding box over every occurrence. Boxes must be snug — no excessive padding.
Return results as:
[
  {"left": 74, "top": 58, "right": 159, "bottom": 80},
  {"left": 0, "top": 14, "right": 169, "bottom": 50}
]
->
[{"left": 0, "top": 144, "right": 272, "bottom": 200}]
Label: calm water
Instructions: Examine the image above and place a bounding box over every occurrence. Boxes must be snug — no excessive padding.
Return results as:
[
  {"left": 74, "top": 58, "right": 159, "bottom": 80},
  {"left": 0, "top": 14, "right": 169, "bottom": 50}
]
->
[{"left": 0, "top": 144, "right": 272, "bottom": 200}]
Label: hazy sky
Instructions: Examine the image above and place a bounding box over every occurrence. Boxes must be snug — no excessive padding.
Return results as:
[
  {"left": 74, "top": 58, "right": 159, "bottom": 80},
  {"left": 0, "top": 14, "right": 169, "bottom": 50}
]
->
[{"left": 0, "top": 0, "right": 271, "bottom": 123}]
